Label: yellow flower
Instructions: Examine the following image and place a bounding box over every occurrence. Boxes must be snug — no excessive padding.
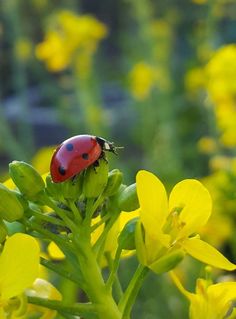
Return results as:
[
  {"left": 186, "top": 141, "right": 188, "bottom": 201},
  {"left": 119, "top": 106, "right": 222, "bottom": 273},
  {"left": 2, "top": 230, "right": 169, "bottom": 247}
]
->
[
  {"left": 185, "top": 67, "right": 206, "bottom": 93},
  {"left": 0, "top": 233, "right": 40, "bottom": 317},
  {"left": 31, "top": 146, "right": 55, "bottom": 175},
  {"left": 129, "top": 62, "right": 156, "bottom": 100},
  {"left": 135, "top": 170, "right": 236, "bottom": 271},
  {"left": 35, "top": 11, "right": 108, "bottom": 73},
  {"left": 26, "top": 278, "right": 62, "bottom": 319},
  {"left": 171, "top": 271, "right": 236, "bottom": 319},
  {"left": 197, "top": 136, "right": 217, "bottom": 154},
  {"left": 205, "top": 44, "right": 236, "bottom": 104}
]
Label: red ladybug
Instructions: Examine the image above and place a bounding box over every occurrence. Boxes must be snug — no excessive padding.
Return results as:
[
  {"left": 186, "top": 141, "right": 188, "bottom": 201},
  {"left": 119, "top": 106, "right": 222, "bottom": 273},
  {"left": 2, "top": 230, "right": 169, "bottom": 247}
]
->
[{"left": 50, "top": 135, "right": 116, "bottom": 183}]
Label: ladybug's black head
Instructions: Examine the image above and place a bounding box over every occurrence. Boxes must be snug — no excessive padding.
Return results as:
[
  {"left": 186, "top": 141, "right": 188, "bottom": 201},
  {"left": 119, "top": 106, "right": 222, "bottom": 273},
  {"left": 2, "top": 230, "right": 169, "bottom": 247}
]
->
[{"left": 95, "top": 136, "right": 118, "bottom": 154}]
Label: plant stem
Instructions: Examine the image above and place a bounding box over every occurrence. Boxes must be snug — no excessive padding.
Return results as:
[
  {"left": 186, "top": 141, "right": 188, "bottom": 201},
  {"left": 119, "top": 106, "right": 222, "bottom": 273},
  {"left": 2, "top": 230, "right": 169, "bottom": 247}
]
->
[
  {"left": 29, "top": 209, "right": 65, "bottom": 226},
  {"left": 106, "top": 247, "right": 123, "bottom": 291},
  {"left": 27, "top": 297, "right": 95, "bottom": 316},
  {"left": 40, "top": 257, "right": 82, "bottom": 286},
  {"left": 118, "top": 264, "right": 149, "bottom": 319},
  {"left": 73, "top": 232, "right": 122, "bottom": 319}
]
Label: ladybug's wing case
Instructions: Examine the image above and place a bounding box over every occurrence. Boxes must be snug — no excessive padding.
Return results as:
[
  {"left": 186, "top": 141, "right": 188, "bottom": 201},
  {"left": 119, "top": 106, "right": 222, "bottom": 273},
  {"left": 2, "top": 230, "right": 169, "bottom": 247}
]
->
[{"left": 50, "top": 135, "right": 102, "bottom": 182}]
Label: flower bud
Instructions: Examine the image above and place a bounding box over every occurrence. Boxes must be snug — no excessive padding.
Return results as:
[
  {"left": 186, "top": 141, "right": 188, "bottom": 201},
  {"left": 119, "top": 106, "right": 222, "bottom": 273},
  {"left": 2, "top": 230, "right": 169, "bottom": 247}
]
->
[
  {"left": 149, "top": 250, "right": 185, "bottom": 274},
  {"left": 9, "top": 161, "right": 45, "bottom": 200},
  {"left": 118, "top": 218, "right": 138, "bottom": 250},
  {"left": 103, "top": 169, "right": 123, "bottom": 197},
  {"left": 0, "top": 220, "right": 7, "bottom": 243},
  {"left": 10, "top": 190, "right": 29, "bottom": 211},
  {"left": 61, "top": 173, "right": 83, "bottom": 200},
  {"left": 5, "top": 221, "right": 26, "bottom": 235},
  {"left": 0, "top": 183, "right": 24, "bottom": 222},
  {"left": 83, "top": 159, "right": 109, "bottom": 198},
  {"left": 118, "top": 183, "right": 139, "bottom": 212},
  {"left": 46, "top": 174, "right": 62, "bottom": 200}
]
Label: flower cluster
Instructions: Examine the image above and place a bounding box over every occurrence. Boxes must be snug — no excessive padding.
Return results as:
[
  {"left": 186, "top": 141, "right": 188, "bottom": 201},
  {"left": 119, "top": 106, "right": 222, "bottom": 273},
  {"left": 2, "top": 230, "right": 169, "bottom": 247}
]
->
[{"left": 36, "top": 10, "right": 108, "bottom": 74}]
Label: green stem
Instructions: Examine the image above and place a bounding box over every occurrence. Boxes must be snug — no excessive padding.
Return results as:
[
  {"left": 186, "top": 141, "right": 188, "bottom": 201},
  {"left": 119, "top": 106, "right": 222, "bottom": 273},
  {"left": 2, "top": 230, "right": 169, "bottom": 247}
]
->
[
  {"left": 67, "top": 199, "right": 82, "bottom": 224},
  {"left": 118, "top": 264, "right": 149, "bottom": 319},
  {"left": 27, "top": 297, "right": 95, "bottom": 316},
  {"left": 40, "top": 257, "right": 83, "bottom": 287},
  {"left": 91, "top": 213, "right": 110, "bottom": 232},
  {"left": 93, "top": 213, "right": 119, "bottom": 256},
  {"left": 40, "top": 194, "right": 77, "bottom": 233},
  {"left": 26, "top": 220, "right": 72, "bottom": 250},
  {"left": 83, "top": 197, "right": 95, "bottom": 226},
  {"left": 73, "top": 233, "right": 122, "bottom": 319},
  {"left": 105, "top": 251, "right": 124, "bottom": 301},
  {"left": 106, "top": 247, "right": 123, "bottom": 291},
  {"left": 29, "top": 209, "right": 65, "bottom": 226}
]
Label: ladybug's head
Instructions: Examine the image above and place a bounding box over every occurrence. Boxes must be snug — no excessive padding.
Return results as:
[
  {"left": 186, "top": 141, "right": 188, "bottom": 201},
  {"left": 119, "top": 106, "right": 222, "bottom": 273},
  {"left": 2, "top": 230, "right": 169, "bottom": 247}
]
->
[{"left": 95, "top": 136, "right": 121, "bottom": 155}]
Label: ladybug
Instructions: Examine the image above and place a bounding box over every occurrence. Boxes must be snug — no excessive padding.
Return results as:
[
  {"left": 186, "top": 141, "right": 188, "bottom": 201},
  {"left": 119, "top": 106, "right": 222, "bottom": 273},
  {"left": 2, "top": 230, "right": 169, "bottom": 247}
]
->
[{"left": 50, "top": 135, "right": 116, "bottom": 183}]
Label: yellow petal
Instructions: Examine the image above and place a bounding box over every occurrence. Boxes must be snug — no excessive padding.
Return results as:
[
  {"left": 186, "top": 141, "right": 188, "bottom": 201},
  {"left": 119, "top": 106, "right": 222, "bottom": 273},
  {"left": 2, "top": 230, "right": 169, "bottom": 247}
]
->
[
  {"left": 169, "top": 179, "right": 212, "bottom": 238},
  {"left": 137, "top": 170, "right": 168, "bottom": 239},
  {"left": 0, "top": 233, "right": 40, "bottom": 299},
  {"left": 182, "top": 238, "right": 236, "bottom": 271},
  {"left": 48, "top": 242, "right": 65, "bottom": 260},
  {"left": 208, "top": 282, "right": 236, "bottom": 306}
]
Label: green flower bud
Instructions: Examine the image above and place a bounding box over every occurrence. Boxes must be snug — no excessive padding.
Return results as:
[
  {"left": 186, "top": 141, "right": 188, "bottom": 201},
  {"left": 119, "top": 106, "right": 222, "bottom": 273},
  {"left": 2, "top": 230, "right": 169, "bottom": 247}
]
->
[
  {"left": 118, "top": 217, "right": 138, "bottom": 250},
  {"left": 103, "top": 169, "right": 123, "bottom": 197},
  {"left": 83, "top": 159, "right": 109, "bottom": 198},
  {"left": 0, "top": 183, "right": 24, "bottom": 222},
  {"left": 5, "top": 221, "right": 26, "bottom": 235},
  {"left": 10, "top": 190, "right": 29, "bottom": 211},
  {"left": 9, "top": 161, "right": 45, "bottom": 200},
  {"left": 46, "top": 174, "right": 62, "bottom": 200},
  {"left": 118, "top": 183, "right": 139, "bottom": 212},
  {"left": 149, "top": 250, "right": 185, "bottom": 274},
  {"left": 0, "top": 220, "right": 7, "bottom": 243},
  {"left": 135, "top": 220, "right": 147, "bottom": 265},
  {"left": 61, "top": 173, "right": 83, "bottom": 200}
]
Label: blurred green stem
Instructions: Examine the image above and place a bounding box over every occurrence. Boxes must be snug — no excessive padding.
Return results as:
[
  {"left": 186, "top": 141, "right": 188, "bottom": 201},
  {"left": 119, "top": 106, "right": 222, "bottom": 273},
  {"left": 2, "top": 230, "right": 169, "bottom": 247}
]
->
[
  {"left": 3, "top": 0, "right": 35, "bottom": 159},
  {"left": 118, "top": 264, "right": 149, "bottom": 319}
]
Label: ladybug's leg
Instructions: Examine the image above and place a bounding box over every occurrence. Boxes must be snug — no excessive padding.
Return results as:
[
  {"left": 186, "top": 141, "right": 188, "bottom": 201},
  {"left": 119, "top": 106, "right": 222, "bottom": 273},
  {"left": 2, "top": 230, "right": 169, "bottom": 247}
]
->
[
  {"left": 92, "top": 160, "right": 99, "bottom": 173},
  {"left": 100, "top": 151, "right": 108, "bottom": 163},
  {"left": 71, "top": 174, "right": 78, "bottom": 185}
]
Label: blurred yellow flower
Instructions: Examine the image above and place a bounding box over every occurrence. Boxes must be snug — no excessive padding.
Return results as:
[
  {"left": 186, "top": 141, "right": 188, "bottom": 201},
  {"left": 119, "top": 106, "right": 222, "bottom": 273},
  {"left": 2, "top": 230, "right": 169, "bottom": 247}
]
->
[
  {"left": 129, "top": 62, "right": 156, "bottom": 100},
  {"left": 0, "top": 233, "right": 40, "bottom": 318},
  {"left": 197, "top": 136, "right": 217, "bottom": 154},
  {"left": 134, "top": 170, "right": 236, "bottom": 271},
  {"left": 205, "top": 44, "right": 236, "bottom": 104},
  {"left": 36, "top": 11, "right": 108, "bottom": 73},
  {"left": 32, "top": 146, "right": 55, "bottom": 175},
  {"left": 171, "top": 271, "right": 236, "bottom": 319},
  {"left": 185, "top": 67, "right": 206, "bottom": 93}
]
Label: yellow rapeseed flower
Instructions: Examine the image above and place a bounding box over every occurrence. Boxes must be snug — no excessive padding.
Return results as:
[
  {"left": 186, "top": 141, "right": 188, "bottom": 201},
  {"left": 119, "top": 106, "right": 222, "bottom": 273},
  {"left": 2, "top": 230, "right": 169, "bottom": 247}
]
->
[
  {"left": 129, "top": 62, "right": 156, "bottom": 100},
  {"left": 171, "top": 271, "right": 236, "bottom": 319},
  {"left": 0, "top": 233, "right": 40, "bottom": 318},
  {"left": 35, "top": 11, "right": 108, "bottom": 73},
  {"left": 26, "top": 278, "right": 62, "bottom": 319},
  {"left": 205, "top": 44, "right": 236, "bottom": 104},
  {"left": 134, "top": 170, "right": 236, "bottom": 271}
]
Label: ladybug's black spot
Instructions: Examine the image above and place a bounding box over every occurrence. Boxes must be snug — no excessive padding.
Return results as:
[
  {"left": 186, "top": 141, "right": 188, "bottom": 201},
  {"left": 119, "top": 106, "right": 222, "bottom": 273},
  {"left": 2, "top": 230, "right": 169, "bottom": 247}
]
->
[
  {"left": 58, "top": 166, "right": 66, "bottom": 175},
  {"left": 82, "top": 153, "right": 89, "bottom": 160},
  {"left": 66, "top": 143, "right": 74, "bottom": 151}
]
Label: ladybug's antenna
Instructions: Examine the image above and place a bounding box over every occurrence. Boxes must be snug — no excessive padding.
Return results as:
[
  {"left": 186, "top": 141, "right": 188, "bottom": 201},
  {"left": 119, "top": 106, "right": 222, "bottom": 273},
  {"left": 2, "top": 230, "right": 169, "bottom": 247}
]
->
[{"left": 113, "top": 145, "right": 124, "bottom": 155}]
